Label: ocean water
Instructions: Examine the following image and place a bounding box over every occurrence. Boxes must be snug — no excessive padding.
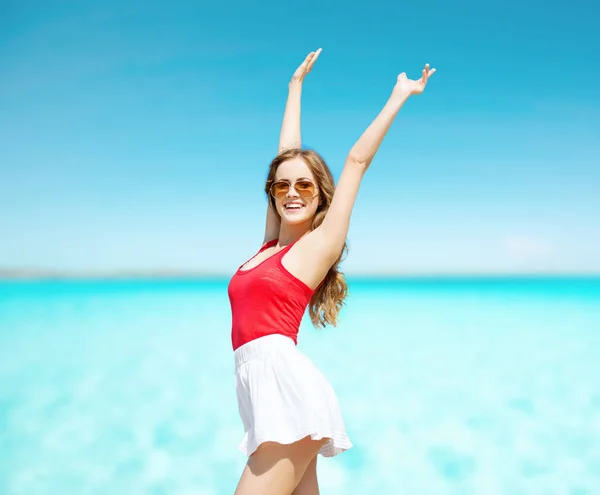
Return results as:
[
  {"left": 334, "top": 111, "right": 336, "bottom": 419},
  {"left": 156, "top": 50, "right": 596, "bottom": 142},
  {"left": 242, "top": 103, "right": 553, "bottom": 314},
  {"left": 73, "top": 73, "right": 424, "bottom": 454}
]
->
[{"left": 1, "top": 278, "right": 599, "bottom": 494}]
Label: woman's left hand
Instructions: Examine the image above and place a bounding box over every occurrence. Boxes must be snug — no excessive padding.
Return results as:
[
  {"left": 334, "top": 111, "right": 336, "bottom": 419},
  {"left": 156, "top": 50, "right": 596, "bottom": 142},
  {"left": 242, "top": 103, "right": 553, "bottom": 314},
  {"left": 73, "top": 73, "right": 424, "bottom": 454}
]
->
[{"left": 393, "top": 63, "right": 436, "bottom": 97}]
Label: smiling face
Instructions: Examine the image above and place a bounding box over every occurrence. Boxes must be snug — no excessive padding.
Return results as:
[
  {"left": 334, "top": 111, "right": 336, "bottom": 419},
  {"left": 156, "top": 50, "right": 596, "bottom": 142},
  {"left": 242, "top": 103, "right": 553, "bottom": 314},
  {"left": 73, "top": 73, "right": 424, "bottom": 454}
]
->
[{"left": 271, "top": 157, "right": 320, "bottom": 226}]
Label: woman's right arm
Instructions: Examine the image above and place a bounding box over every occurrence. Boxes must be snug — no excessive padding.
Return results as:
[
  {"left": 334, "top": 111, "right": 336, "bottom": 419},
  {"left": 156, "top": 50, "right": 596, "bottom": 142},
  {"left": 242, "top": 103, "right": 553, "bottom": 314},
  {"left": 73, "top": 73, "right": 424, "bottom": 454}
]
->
[
  {"left": 264, "top": 49, "right": 322, "bottom": 243},
  {"left": 278, "top": 49, "right": 321, "bottom": 153}
]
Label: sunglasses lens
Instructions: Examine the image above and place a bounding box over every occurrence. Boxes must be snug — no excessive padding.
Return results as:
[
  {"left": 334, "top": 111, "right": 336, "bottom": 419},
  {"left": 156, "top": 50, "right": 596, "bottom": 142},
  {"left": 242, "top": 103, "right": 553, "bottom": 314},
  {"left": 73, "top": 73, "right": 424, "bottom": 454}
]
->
[
  {"left": 271, "top": 182, "right": 289, "bottom": 198},
  {"left": 295, "top": 181, "right": 315, "bottom": 197}
]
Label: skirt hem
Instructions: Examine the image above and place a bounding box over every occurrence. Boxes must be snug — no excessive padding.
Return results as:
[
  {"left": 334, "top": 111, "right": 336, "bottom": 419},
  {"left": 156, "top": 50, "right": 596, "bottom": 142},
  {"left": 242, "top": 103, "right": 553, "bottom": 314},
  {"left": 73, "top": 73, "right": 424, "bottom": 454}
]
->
[{"left": 238, "top": 429, "right": 353, "bottom": 458}]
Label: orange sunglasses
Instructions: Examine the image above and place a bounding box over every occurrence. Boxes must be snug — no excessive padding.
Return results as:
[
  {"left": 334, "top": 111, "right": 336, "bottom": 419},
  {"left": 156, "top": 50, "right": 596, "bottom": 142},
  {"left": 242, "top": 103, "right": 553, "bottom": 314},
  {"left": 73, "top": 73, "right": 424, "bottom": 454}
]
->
[{"left": 270, "top": 179, "right": 316, "bottom": 199}]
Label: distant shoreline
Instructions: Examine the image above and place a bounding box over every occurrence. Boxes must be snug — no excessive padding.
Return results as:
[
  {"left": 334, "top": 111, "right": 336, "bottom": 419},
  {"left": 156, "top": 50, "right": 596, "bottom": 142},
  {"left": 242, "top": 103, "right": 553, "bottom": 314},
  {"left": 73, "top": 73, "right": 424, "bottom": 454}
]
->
[
  {"left": 0, "top": 270, "right": 226, "bottom": 281},
  {"left": 1, "top": 269, "right": 599, "bottom": 281}
]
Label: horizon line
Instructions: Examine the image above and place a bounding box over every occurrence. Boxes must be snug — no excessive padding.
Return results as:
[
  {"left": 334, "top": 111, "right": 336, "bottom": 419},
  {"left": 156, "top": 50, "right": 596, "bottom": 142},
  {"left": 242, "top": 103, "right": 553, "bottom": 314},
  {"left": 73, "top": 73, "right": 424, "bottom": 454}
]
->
[{"left": 1, "top": 268, "right": 600, "bottom": 281}]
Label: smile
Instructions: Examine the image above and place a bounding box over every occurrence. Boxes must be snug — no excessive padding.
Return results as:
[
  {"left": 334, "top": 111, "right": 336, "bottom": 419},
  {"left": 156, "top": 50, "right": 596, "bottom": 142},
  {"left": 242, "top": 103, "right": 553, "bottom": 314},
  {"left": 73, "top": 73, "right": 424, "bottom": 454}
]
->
[{"left": 284, "top": 203, "right": 305, "bottom": 211}]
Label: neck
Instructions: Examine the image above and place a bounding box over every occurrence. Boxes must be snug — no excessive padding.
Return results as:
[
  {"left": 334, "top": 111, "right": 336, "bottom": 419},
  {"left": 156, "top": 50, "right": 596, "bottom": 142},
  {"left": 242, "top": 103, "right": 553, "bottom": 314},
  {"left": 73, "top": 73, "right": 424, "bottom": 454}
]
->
[{"left": 278, "top": 221, "right": 311, "bottom": 246}]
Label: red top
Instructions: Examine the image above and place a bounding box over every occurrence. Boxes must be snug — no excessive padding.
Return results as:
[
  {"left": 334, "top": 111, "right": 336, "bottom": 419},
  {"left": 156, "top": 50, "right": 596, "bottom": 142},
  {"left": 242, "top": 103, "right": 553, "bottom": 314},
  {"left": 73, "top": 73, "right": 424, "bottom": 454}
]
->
[{"left": 228, "top": 238, "right": 316, "bottom": 351}]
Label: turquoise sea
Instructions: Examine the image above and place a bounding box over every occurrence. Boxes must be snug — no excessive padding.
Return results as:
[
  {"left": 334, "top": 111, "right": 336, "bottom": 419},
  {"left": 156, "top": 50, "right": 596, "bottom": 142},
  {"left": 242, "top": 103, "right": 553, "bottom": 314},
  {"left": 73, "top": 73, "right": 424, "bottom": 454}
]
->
[{"left": 1, "top": 278, "right": 599, "bottom": 494}]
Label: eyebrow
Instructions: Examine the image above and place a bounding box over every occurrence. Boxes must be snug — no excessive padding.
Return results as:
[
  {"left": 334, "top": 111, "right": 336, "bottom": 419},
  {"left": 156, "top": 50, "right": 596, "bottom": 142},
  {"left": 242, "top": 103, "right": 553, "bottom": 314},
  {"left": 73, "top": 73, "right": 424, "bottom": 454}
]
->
[{"left": 275, "top": 177, "right": 313, "bottom": 182}]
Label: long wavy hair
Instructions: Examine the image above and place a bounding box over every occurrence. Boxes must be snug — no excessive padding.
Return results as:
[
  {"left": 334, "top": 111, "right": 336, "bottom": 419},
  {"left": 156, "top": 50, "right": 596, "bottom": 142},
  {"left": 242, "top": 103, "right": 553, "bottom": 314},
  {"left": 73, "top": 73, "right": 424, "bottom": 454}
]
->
[{"left": 265, "top": 148, "right": 348, "bottom": 329}]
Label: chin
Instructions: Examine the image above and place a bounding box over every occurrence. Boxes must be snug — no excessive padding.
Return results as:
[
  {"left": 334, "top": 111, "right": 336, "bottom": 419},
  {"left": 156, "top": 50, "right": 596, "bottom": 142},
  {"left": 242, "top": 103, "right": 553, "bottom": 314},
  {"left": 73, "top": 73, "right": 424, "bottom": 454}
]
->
[{"left": 280, "top": 210, "right": 315, "bottom": 226}]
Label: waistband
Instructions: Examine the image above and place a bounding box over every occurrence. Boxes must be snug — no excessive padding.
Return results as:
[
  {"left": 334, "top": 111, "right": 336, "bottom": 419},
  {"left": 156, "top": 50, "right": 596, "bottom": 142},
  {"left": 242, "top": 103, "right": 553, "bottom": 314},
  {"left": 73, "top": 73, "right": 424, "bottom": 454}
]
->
[{"left": 234, "top": 334, "right": 296, "bottom": 369}]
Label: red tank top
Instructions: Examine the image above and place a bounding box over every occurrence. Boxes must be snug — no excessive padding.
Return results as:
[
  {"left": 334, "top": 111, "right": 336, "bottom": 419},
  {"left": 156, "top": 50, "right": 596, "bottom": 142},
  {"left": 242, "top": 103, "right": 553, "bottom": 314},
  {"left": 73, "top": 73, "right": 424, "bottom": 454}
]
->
[{"left": 228, "top": 238, "right": 315, "bottom": 351}]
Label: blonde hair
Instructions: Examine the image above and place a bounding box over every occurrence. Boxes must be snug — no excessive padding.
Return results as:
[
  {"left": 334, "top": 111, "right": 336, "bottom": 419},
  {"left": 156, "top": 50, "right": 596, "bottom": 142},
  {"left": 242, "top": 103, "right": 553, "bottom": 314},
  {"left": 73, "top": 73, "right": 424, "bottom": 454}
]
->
[{"left": 265, "top": 149, "right": 348, "bottom": 328}]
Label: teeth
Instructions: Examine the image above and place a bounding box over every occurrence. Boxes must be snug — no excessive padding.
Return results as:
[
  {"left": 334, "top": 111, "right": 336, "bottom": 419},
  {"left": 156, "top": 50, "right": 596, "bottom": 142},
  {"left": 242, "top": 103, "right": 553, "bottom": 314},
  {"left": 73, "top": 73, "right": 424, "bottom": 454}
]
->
[{"left": 286, "top": 204, "right": 303, "bottom": 209}]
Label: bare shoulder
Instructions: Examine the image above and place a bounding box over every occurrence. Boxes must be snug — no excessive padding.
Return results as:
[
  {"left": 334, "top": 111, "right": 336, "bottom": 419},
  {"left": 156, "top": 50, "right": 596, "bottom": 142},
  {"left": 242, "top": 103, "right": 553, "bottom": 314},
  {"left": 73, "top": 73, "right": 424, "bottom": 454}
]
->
[{"left": 281, "top": 227, "right": 341, "bottom": 290}]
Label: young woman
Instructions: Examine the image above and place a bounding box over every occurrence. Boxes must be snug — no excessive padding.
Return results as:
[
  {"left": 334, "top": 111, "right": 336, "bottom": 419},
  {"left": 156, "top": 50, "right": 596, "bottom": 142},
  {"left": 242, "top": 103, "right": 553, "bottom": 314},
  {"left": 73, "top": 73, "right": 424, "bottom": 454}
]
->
[{"left": 229, "top": 49, "right": 435, "bottom": 494}]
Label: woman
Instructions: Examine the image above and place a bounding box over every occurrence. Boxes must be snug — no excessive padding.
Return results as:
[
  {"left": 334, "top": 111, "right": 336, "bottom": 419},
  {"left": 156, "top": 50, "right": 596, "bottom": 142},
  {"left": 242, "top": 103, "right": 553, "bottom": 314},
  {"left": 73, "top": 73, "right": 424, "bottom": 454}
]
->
[{"left": 229, "top": 49, "right": 435, "bottom": 494}]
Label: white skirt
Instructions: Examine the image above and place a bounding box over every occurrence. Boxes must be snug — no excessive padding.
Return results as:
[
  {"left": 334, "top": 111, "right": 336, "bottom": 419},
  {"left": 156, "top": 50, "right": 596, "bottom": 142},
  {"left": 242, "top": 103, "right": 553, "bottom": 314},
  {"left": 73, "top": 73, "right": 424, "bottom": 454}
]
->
[{"left": 234, "top": 334, "right": 353, "bottom": 457}]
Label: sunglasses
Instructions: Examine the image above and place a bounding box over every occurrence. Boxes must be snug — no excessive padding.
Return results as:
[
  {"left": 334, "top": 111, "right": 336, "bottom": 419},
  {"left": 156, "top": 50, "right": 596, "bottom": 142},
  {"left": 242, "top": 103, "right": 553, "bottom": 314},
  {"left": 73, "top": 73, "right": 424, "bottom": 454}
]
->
[{"left": 270, "top": 179, "right": 316, "bottom": 199}]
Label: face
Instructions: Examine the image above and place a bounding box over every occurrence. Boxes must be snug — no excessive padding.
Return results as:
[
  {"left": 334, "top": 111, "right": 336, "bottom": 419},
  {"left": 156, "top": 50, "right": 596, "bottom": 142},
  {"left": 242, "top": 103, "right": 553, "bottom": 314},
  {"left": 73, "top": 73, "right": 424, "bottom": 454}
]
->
[{"left": 271, "top": 157, "right": 320, "bottom": 226}]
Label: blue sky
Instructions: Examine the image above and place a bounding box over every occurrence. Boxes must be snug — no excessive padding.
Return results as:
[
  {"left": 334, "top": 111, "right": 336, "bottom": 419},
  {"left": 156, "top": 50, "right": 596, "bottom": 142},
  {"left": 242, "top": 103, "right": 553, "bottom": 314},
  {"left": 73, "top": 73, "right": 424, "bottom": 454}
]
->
[{"left": 1, "top": 0, "right": 598, "bottom": 275}]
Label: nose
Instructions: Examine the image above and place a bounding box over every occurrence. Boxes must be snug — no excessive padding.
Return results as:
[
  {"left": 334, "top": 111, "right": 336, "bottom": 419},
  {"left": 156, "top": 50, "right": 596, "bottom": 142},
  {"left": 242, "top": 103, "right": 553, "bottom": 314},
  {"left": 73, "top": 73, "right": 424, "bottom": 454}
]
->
[{"left": 285, "top": 185, "right": 301, "bottom": 198}]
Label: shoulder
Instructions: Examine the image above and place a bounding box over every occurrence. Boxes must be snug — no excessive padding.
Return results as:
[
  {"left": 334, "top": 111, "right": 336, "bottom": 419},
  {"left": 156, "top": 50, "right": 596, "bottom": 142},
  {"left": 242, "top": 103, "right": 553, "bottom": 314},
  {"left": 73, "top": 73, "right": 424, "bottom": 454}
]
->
[
  {"left": 296, "top": 227, "right": 342, "bottom": 264},
  {"left": 281, "top": 228, "right": 342, "bottom": 290},
  {"left": 260, "top": 238, "right": 278, "bottom": 251}
]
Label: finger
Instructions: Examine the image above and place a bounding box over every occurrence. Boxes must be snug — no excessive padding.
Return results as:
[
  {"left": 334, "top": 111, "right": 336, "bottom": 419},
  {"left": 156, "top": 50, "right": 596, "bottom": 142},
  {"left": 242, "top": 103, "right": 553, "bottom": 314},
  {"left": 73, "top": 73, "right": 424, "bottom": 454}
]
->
[
  {"left": 311, "top": 47, "right": 322, "bottom": 65},
  {"left": 307, "top": 47, "right": 322, "bottom": 71},
  {"left": 427, "top": 67, "right": 437, "bottom": 79},
  {"left": 302, "top": 52, "right": 318, "bottom": 73},
  {"left": 294, "top": 53, "right": 313, "bottom": 75}
]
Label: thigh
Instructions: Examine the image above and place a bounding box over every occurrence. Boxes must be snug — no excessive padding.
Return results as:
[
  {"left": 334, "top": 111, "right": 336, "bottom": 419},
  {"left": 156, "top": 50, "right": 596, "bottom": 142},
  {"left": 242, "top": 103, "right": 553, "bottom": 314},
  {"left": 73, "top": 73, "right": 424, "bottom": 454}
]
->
[
  {"left": 234, "top": 436, "right": 326, "bottom": 495},
  {"left": 292, "top": 454, "right": 319, "bottom": 495}
]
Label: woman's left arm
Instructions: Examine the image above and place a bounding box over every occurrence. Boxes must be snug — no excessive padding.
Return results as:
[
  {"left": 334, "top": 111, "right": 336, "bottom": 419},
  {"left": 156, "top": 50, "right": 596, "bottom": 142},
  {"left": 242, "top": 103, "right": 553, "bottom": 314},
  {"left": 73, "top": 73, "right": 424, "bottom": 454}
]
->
[{"left": 317, "top": 64, "right": 436, "bottom": 259}]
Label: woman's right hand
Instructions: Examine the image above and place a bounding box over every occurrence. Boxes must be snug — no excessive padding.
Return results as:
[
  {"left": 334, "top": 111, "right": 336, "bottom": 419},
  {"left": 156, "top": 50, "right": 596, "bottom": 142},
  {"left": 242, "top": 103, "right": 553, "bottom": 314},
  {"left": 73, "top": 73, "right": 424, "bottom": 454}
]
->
[{"left": 291, "top": 48, "right": 322, "bottom": 84}]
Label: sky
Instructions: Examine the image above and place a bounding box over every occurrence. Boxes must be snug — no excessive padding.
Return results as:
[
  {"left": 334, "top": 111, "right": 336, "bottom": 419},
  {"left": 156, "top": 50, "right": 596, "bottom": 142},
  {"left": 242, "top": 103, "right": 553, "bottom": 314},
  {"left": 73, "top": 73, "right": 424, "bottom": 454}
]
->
[{"left": 1, "top": 0, "right": 599, "bottom": 275}]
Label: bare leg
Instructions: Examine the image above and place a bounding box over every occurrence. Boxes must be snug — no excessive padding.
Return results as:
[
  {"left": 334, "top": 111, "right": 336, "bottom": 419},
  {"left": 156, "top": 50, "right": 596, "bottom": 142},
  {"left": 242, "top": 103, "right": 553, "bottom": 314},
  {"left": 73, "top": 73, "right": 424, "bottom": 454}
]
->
[
  {"left": 292, "top": 454, "right": 319, "bottom": 495},
  {"left": 234, "top": 436, "right": 327, "bottom": 495}
]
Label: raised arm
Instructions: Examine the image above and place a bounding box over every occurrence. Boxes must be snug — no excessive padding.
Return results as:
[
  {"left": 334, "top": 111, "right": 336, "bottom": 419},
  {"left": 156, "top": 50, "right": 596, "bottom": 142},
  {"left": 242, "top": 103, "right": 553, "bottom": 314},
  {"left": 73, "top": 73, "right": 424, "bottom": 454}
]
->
[
  {"left": 318, "top": 64, "right": 436, "bottom": 258},
  {"left": 278, "top": 48, "right": 322, "bottom": 152},
  {"left": 264, "top": 49, "right": 322, "bottom": 243}
]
